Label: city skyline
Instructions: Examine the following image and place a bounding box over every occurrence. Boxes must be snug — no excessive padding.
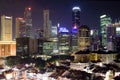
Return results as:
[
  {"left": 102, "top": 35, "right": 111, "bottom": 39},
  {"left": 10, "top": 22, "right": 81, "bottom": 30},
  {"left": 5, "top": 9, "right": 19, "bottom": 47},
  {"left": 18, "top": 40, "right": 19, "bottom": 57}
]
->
[{"left": 0, "top": 0, "right": 120, "bottom": 32}]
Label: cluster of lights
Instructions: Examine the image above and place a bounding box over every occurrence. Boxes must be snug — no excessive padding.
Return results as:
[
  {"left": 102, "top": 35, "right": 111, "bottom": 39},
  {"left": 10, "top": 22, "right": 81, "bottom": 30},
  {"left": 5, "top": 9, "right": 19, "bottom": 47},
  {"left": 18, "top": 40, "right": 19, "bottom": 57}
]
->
[{"left": 59, "top": 27, "right": 69, "bottom": 33}]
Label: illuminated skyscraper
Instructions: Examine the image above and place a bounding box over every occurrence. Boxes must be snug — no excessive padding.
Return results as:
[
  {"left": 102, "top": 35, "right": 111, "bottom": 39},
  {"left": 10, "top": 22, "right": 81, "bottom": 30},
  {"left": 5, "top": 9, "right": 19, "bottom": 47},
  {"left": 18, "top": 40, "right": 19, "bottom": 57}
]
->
[
  {"left": 78, "top": 25, "right": 90, "bottom": 51},
  {"left": 24, "top": 7, "right": 32, "bottom": 37},
  {"left": 100, "top": 14, "right": 111, "bottom": 48},
  {"left": 43, "top": 9, "right": 51, "bottom": 39},
  {"left": 71, "top": 6, "right": 81, "bottom": 52},
  {"left": 0, "top": 15, "right": 16, "bottom": 57},
  {"left": 1, "top": 15, "right": 12, "bottom": 41},
  {"left": 72, "top": 6, "right": 81, "bottom": 28},
  {"left": 58, "top": 27, "right": 70, "bottom": 54},
  {"left": 16, "top": 17, "right": 26, "bottom": 38}
]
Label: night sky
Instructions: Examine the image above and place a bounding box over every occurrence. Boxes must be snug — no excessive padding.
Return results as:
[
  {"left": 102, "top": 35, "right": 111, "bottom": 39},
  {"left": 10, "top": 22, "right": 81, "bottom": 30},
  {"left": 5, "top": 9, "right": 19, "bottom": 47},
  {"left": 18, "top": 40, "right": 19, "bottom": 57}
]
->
[{"left": 0, "top": 0, "right": 120, "bottom": 33}]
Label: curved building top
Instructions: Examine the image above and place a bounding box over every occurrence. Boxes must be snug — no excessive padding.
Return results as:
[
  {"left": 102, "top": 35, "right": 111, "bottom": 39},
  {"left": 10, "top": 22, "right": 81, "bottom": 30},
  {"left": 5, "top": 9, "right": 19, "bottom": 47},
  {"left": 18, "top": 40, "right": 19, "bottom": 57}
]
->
[{"left": 72, "top": 6, "right": 81, "bottom": 11}]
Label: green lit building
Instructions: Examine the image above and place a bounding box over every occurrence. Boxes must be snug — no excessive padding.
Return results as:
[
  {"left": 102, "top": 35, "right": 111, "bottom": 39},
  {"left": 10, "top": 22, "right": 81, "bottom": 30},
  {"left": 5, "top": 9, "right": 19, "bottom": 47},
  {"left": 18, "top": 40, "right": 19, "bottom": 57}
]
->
[{"left": 100, "top": 14, "right": 111, "bottom": 48}]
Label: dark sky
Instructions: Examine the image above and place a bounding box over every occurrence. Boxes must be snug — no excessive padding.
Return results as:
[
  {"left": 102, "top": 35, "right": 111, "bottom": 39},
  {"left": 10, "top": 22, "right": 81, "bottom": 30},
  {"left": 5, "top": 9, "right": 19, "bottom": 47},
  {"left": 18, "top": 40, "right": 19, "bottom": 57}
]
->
[{"left": 0, "top": 0, "right": 120, "bottom": 32}]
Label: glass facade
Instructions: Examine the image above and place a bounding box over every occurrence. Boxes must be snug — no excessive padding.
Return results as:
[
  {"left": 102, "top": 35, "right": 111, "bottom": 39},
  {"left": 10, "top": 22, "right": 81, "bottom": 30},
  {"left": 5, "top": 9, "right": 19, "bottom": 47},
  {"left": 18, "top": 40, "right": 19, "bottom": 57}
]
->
[{"left": 100, "top": 14, "right": 111, "bottom": 48}]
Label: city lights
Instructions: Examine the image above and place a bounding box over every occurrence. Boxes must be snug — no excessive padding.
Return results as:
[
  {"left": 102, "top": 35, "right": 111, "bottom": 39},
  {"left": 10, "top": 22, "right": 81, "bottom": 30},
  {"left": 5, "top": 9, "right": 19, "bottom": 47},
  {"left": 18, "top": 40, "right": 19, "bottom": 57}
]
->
[{"left": 0, "top": 1, "right": 120, "bottom": 80}]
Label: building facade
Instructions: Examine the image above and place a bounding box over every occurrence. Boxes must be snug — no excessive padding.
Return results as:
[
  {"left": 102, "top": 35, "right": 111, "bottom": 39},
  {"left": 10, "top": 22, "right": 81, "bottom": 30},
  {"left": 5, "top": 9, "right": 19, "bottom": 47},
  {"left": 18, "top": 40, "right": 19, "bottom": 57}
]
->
[
  {"left": 71, "top": 6, "right": 81, "bottom": 52},
  {"left": 16, "top": 37, "right": 34, "bottom": 57},
  {"left": 0, "top": 41, "right": 16, "bottom": 57},
  {"left": 58, "top": 27, "right": 70, "bottom": 54},
  {"left": 106, "top": 24, "right": 116, "bottom": 51},
  {"left": 78, "top": 25, "right": 90, "bottom": 51},
  {"left": 43, "top": 9, "right": 51, "bottom": 39},
  {"left": 1, "top": 15, "right": 12, "bottom": 41},
  {"left": 24, "top": 7, "right": 32, "bottom": 38},
  {"left": 100, "top": 14, "right": 111, "bottom": 48},
  {"left": 16, "top": 17, "right": 26, "bottom": 38},
  {"left": 0, "top": 15, "right": 16, "bottom": 57},
  {"left": 90, "top": 29, "right": 100, "bottom": 51}
]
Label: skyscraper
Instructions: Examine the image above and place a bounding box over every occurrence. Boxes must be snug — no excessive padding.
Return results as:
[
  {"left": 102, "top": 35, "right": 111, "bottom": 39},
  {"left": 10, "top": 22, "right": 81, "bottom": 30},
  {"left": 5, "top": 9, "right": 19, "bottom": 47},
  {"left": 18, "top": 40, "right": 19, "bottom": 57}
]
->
[
  {"left": 43, "top": 9, "right": 51, "bottom": 39},
  {"left": 90, "top": 29, "right": 100, "bottom": 51},
  {"left": 71, "top": 6, "right": 81, "bottom": 52},
  {"left": 58, "top": 27, "right": 70, "bottom": 54},
  {"left": 24, "top": 7, "right": 32, "bottom": 38},
  {"left": 72, "top": 6, "right": 81, "bottom": 28},
  {"left": 16, "top": 17, "right": 26, "bottom": 38},
  {"left": 1, "top": 15, "right": 12, "bottom": 41},
  {"left": 106, "top": 24, "right": 116, "bottom": 51},
  {"left": 100, "top": 14, "right": 111, "bottom": 48},
  {"left": 0, "top": 15, "right": 16, "bottom": 57}
]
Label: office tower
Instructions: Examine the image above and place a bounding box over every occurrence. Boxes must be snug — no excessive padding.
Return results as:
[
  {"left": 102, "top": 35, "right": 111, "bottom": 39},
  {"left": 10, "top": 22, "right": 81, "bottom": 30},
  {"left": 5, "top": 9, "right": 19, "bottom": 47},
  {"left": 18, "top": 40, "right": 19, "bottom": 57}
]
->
[
  {"left": 24, "top": 7, "right": 32, "bottom": 37},
  {"left": 50, "top": 25, "right": 58, "bottom": 54},
  {"left": 43, "top": 9, "right": 51, "bottom": 39},
  {"left": 1, "top": 15, "right": 12, "bottom": 41},
  {"left": 71, "top": 6, "right": 81, "bottom": 52},
  {"left": 0, "top": 15, "right": 16, "bottom": 57},
  {"left": 58, "top": 27, "right": 70, "bottom": 54},
  {"left": 90, "top": 29, "right": 100, "bottom": 51},
  {"left": 16, "top": 17, "right": 26, "bottom": 38},
  {"left": 106, "top": 24, "right": 116, "bottom": 51},
  {"left": 78, "top": 25, "right": 90, "bottom": 51},
  {"left": 72, "top": 6, "right": 81, "bottom": 27},
  {"left": 112, "top": 22, "right": 120, "bottom": 51},
  {"left": 100, "top": 14, "right": 111, "bottom": 48}
]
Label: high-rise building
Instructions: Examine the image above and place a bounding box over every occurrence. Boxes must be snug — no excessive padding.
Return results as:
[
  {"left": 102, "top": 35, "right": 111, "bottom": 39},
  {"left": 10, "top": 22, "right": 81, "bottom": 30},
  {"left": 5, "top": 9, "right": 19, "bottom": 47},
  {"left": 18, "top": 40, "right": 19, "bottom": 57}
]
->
[
  {"left": 71, "top": 6, "right": 81, "bottom": 52},
  {"left": 24, "top": 7, "right": 32, "bottom": 38},
  {"left": 78, "top": 25, "right": 90, "bottom": 51},
  {"left": 43, "top": 9, "right": 51, "bottom": 39},
  {"left": 0, "top": 15, "right": 16, "bottom": 57},
  {"left": 50, "top": 25, "right": 58, "bottom": 54},
  {"left": 1, "top": 15, "right": 12, "bottom": 41},
  {"left": 100, "top": 14, "right": 111, "bottom": 48},
  {"left": 16, "top": 17, "right": 26, "bottom": 38},
  {"left": 110, "top": 22, "right": 120, "bottom": 51},
  {"left": 90, "top": 29, "right": 100, "bottom": 51},
  {"left": 106, "top": 24, "right": 116, "bottom": 51},
  {"left": 72, "top": 6, "right": 81, "bottom": 28},
  {"left": 58, "top": 27, "right": 70, "bottom": 54}
]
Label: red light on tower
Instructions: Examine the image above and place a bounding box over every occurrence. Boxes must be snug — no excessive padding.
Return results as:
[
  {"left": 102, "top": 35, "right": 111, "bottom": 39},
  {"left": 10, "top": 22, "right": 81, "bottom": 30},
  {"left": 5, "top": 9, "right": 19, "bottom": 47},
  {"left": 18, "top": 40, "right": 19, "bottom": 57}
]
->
[{"left": 28, "top": 7, "right": 31, "bottom": 11}]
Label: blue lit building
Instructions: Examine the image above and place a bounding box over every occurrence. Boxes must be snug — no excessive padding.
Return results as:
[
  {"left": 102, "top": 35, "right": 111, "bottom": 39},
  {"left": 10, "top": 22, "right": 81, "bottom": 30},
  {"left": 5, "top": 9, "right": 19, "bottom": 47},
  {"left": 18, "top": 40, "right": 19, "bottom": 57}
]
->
[{"left": 58, "top": 27, "right": 70, "bottom": 54}]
